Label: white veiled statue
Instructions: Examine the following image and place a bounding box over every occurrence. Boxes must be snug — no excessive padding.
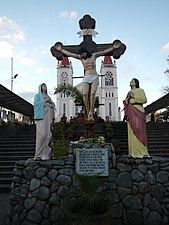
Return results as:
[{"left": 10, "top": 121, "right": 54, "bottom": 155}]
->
[{"left": 34, "top": 83, "right": 55, "bottom": 160}]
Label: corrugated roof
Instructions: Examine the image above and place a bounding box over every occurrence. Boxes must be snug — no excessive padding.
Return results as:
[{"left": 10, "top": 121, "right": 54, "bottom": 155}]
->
[
  {"left": 145, "top": 92, "right": 169, "bottom": 114},
  {"left": 0, "top": 84, "right": 34, "bottom": 118}
]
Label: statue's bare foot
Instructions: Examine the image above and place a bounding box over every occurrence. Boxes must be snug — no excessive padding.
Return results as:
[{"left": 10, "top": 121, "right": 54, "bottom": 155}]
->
[{"left": 87, "top": 111, "right": 94, "bottom": 122}]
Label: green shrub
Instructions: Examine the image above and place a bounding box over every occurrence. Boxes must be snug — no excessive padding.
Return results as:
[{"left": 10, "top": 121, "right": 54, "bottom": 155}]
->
[{"left": 52, "top": 139, "right": 69, "bottom": 157}]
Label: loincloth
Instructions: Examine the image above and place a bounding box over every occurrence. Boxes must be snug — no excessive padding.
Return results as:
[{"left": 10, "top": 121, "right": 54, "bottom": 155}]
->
[{"left": 83, "top": 74, "right": 99, "bottom": 85}]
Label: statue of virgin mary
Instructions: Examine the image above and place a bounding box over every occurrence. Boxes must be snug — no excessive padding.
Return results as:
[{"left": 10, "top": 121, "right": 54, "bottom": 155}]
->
[{"left": 34, "top": 83, "right": 55, "bottom": 160}]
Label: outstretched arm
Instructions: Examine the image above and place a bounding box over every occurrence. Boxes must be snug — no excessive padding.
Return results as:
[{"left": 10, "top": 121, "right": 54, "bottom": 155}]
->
[
  {"left": 94, "top": 46, "right": 115, "bottom": 58},
  {"left": 94, "top": 40, "right": 121, "bottom": 58},
  {"left": 55, "top": 44, "right": 80, "bottom": 59}
]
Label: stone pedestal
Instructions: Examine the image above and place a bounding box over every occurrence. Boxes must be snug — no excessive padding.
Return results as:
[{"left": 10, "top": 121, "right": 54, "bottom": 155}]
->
[{"left": 8, "top": 145, "right": 169, "bottom": 225}]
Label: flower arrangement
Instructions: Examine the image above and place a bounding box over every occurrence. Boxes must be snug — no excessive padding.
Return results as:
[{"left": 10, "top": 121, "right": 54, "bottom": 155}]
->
[{"left": 98, "top": 136, "right": 105, "bottom": 144}]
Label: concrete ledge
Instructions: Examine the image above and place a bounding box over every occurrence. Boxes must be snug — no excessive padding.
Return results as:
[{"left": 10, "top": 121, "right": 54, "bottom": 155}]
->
[{"left": 8, "top": 150, "right": 169, "bottom": 225}]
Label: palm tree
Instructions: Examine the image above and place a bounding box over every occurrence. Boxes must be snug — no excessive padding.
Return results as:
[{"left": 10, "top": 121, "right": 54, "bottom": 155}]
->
[
  {"left": 54, "top": 84, "right": 84, "bottom": 106},
  {"left": 54, "top": 84, "right": 100, "bottom": 109}
]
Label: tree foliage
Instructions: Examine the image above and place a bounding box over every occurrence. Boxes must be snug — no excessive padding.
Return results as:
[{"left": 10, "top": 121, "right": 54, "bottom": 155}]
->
[
  {"left": 164, "top": 56, "right": 169, "bottom": 75},
  {"left": 54, "top": 84, "right": 100, "bottom": 108},
  {"left": 163, "top": 56, "right": 169, "bottom": 94},
  {"left": 161, "top": 86, "right": 169, "bottom": 95},
  {"left": 54, "top": 84, "right": 84, "bottom": 105}
]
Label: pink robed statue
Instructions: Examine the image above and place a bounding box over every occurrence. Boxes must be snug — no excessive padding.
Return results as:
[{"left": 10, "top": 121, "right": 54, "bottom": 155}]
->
[{"left": 123, "top": 78, "right": 150, "bottom": 158}]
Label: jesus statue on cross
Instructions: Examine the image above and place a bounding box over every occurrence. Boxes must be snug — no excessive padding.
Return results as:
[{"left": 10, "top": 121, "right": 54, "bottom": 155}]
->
[
  {"left": 54, "top": 40, "right": 121, "bottom": 121},
  {"left": 51, "top": 14, "right": 126, "bottom": 122}
]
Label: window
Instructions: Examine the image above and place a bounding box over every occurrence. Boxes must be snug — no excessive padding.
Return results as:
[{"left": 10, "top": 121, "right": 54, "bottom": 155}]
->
[
  {"left": 63, "top": 103, "right": 66, "bottom": 114},
  {"left": 109, "top": 103, "right": 112, "bottom": 116},
  {"left": 61, "top": 72, "right": 68, "bottom": 79},
  {"left": 75, "top": 105, "right": 78, "bottom": 115},
  {"left": 105, "top": 71, "right": 113, "bottom": 86}
]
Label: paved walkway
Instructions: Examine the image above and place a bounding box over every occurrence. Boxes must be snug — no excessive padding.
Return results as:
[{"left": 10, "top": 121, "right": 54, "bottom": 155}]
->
[{"left": 0, "top": 192, "right": 10, "bottom": 225}]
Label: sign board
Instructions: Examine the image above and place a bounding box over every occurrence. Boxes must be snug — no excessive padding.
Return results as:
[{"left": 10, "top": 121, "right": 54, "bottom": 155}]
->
[{"left": 76, "top": 148, "right": 109, "bottom": 176}]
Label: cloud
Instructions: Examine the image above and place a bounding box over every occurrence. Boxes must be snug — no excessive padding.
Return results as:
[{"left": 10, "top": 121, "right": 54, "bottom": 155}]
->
[
  {"left": 122, "top": 65, "right": 140, "bottom": 76},
  {"left": 16, "top": 50, "right": 35, "bottom": 67},
  {"left": 18, "top": 56, "right": 35, "bottom": 67},
  {"left": 0, "top": 16, "right": 26, "bottom": 44},
  {"left": 35, "top": 45, "right": 49, "bottom": 55},
  {"left": 0, "top": 41, "right": 13, "bottom": 58},
  {"left": 41, "top": 17, "right": 50, "bottom": 23},
  {"left": 12, "top": 30, "right": 26, "bottom": 43},
  {"left": 18, "top": 91, "right": 36, "bottom": 104},
  {"left": 59, "top": 11, "right": 77, "bottom": 20},
  {"left": 161, "top": 42, "right": 169, "bottom": 51},
  {"left": 0, "top": 16, "right": 26, "bottom": 58},
  {"left": 36, "top": 67, "right": 45, "bottom": 74}
]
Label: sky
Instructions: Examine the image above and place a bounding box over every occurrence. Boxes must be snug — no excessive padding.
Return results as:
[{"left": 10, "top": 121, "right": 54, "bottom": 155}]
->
[{"left": 0, "top": 0, "right": 169, "bottom": 112}]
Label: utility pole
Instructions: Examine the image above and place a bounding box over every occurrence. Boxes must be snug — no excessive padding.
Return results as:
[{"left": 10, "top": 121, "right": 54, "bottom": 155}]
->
[
  {"left": 11, "top": 57, "right": 13, "bottom": 92},
  {"left": 10, "top": 57, "right": 18, "bottom": 122},
  {"left": 10, "top": 57, "right": 18, "bottom": 92}
]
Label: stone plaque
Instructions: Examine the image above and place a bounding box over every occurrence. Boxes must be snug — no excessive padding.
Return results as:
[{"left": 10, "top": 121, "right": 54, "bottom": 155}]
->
[{"left": 76, "top": 148, "right": 109, "bottom": 176}]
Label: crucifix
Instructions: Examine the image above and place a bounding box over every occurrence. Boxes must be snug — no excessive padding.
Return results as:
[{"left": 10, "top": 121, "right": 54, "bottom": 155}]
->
[
  {"left": 51, "top": 14, "right": 126, "bottom": 137},
  {"left": 51, "top": 14, "right": 126, "bottom": 59}
]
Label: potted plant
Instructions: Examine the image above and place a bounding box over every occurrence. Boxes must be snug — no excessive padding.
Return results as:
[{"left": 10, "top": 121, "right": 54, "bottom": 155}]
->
[
  {"left": 98, "top": 136, "right": 105, "bottom": 145},
  {"left": 59, "top": 174, "right": 112, "bottom": 225}
]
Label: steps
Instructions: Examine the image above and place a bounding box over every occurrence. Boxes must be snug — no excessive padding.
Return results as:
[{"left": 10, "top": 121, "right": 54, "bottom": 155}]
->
[
  {"left": 74, "top": 122, "right": 106, "bottom": 140},
  {"left": 75, "top": 122, "right": 169, "bottom": 157},
  {"left": 110, "top": 122, "right": 169, "bottom": 157},
  {"left": 0, "top": 125, "right": 35, "bottom": 192},
  {"left": 1, "top": 122, "right": 169, "bottom": 192},
  {"left": 73, "top": 122, "right": 169, "bottom": 157}
]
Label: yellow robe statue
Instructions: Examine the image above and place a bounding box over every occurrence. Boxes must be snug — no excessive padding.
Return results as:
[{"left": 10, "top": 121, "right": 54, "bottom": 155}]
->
[{"left": 124, "top": 88, "right": 149, "bottom": 158}]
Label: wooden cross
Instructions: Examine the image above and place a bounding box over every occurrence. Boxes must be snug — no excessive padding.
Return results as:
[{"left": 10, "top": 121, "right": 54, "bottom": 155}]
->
[{"left": 50, "top": 14, "right": 126, "bottom": 60}]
